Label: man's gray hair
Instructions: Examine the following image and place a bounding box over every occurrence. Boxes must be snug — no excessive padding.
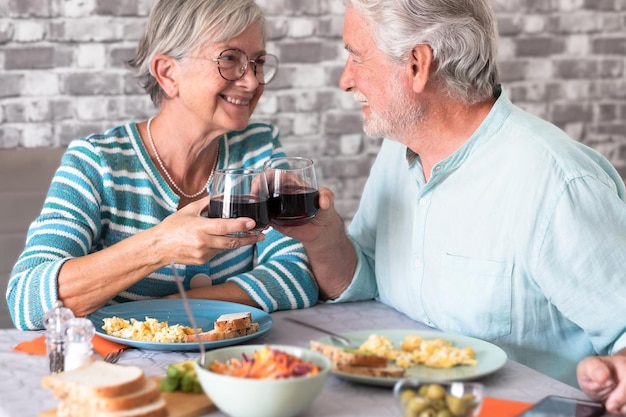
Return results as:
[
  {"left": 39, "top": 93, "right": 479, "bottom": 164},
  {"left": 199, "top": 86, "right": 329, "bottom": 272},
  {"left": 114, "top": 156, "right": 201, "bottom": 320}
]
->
[
  {"left": 129, "top": 0, "right": 265, "bottom": 107},
  {"left": 346, "top": 0, "right": 499, "bottom": 104}
]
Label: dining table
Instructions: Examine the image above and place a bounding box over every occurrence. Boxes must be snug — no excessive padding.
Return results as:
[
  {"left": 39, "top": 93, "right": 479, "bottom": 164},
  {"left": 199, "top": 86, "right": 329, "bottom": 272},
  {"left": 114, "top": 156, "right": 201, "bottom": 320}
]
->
[{"left": 0, "top": 300, "right": 597, "bottom": 417}]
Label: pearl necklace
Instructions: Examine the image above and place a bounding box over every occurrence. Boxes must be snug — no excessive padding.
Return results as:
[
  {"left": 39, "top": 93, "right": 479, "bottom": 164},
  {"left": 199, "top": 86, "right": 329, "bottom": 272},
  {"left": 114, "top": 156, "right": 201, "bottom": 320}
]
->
[{"left": 146, "top": 117, "right": 219, "bottom": 199}]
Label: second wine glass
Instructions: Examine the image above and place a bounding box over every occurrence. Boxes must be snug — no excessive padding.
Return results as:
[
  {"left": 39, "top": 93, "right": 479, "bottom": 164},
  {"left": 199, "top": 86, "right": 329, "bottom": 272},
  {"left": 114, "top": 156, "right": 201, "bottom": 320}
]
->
[
  {"left": 264, "top": 157, "right": 319, "bottom": 226},
  {"left": 207, "top": 168, "right": 270, "bottom": 236}
]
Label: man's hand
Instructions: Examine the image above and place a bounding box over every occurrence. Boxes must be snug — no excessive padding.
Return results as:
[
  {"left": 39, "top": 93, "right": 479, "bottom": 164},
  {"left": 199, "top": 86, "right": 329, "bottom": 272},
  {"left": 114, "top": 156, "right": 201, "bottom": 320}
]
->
[{"left": 577, "top": 351, "right": 626, "bottom": 415}]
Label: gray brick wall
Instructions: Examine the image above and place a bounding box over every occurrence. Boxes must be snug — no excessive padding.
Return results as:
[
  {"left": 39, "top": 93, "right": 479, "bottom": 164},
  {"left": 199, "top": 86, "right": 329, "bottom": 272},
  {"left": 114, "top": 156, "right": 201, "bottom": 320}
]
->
[{"left": 1, "top": 0, "right": 626, "bottom": 222}]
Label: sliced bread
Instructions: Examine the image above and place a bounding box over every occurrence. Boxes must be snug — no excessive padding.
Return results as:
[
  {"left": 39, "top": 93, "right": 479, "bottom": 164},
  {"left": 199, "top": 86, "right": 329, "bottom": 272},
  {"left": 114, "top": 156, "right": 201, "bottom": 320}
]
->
[
  {"left": 309, "top": 340, "right": 389, "bottom": 368},
  {"left": 89, "top": 377, "right": 160, "bottom": 411},
  {"left": 213, "top": 311, "right": 252, "bottom": 332},
  {"left": 188, "top": 322, "right": 260, "bottom": 342},
  {"left": 97, "top": 397, "right": 168, "bottom": 417},
  {"left": 42, "top": 361, "right": 147, "bottom": 401},
  {"left": 334, "top": 364, "right": 406, "bottom": 378},
  {"left": 58, "top": 396, "right": 168, "bottom": 417}
]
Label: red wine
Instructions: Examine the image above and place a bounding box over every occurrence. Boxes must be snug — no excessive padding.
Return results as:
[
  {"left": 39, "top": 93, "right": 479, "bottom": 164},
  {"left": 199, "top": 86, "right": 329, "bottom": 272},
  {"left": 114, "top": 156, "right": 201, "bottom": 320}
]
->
[
  {"left": 208, "top": 195, "right": 270, "bottom": 232},
  {"left": 268, "top": 187, "right": 319, "bottom": 226}
]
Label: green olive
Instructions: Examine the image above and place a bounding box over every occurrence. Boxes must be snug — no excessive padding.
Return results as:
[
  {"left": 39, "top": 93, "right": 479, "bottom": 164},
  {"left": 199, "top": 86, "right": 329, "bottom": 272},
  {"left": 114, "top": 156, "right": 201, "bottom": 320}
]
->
[
  {"left": 418, "top": 409, "right": 437, "bottom": 417},
  {"left": 406, "top": 396, "right": 429, "bottom": 413},
  {"left": 436, "top": 410, "right": 454, "bottom": 417},
  {"left": 446, "top": 395, "right": 467, "bottom": 416},
  {"left": 400, "top": 389, "right": 417, "bottom": 405},
  {"left": 426, "top": 384, "right": 447, "bottom": 400}
]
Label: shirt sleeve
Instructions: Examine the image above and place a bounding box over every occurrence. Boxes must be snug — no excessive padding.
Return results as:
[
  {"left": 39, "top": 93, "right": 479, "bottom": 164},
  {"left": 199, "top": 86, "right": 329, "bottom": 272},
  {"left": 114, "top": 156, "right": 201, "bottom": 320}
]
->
[
  {"left": 532, "top": 173, "right": 626, "bottom": 355},
  {"left": 225, "top": 228, "right": 319, "bottom": 312},
  {"left": 7, "top": 140, "right": 104, "bottom": 330},
  {"left": 223, "top": 124, "right": 319, "bottom": 311}
]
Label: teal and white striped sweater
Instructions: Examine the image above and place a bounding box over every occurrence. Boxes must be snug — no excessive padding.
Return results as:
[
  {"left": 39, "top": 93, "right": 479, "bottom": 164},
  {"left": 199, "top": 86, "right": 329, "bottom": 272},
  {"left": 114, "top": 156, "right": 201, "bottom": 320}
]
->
[{"left": 7, "top": 122, "right": 319, "bottom": 330}]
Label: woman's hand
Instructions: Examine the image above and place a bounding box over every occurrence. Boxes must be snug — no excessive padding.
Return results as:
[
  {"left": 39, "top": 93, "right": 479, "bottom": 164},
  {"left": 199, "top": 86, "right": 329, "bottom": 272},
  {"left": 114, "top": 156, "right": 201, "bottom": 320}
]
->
[
  {"left": 577, "top": 351, "right": 626, "bottom": 415},
  {"left": 155, "top": 196, "right": 265, "bottom": 265}
]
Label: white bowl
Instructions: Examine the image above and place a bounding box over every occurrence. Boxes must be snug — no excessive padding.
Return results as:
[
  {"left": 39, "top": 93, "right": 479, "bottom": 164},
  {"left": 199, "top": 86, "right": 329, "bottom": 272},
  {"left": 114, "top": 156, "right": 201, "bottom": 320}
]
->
[
  {"left": 394, "top": 379, "right": 484, "bottom": 417},
  {"left": 194, "top": 344, "right": 331, "bottom": 417}
]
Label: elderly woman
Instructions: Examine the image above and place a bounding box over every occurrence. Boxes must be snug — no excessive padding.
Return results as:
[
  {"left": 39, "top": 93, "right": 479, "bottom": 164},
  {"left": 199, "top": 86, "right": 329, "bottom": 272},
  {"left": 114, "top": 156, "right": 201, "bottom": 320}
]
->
[{"left": 7, "top": 0, "right": 318, "bottom": 330}]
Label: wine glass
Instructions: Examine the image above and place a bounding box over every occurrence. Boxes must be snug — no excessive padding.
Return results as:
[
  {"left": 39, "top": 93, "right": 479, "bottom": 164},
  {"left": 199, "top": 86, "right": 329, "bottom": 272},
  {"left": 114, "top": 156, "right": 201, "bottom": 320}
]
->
[
  {"left": 207, "top": 168, "right": 270, "bottom": 236},
  {"left": 263, "top": 157, "right": 319, "bottom": 226}
]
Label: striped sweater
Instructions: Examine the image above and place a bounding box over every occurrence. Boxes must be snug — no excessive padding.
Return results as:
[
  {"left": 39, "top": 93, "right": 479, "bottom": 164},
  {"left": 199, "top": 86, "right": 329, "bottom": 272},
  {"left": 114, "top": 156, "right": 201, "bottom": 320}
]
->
[{"left": 7, "top": 122, "right": 319, "bottom": 330}]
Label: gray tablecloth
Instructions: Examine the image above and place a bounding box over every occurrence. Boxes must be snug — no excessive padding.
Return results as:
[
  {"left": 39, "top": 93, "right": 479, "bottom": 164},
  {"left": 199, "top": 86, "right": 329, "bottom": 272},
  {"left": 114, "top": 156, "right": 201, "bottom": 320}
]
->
[{"left": 0, "top": 300, "right": 588, "bottom": 417}]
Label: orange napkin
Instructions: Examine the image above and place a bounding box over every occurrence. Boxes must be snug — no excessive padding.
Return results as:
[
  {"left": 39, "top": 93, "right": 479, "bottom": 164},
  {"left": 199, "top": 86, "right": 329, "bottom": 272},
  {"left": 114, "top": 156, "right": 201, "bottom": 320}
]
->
[
  {"left": 12, "top": 334, "right": 130, "bottom": 358},
  {"left": 479, "top": 397, "right": 532, "bottom": 417}
]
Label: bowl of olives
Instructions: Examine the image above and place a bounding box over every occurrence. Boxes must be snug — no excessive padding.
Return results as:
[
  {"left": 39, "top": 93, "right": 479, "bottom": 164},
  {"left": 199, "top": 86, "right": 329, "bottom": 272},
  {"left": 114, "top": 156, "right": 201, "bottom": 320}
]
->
[{"left": 393, "top": 379, "right": 484, "bottom": 417}]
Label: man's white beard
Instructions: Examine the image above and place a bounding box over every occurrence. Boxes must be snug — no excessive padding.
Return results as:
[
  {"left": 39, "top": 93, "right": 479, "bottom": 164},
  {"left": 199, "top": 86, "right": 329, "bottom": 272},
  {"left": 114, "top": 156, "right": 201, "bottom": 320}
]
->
[{"left": 360, "top": 81, "right": 424, "bottom": 139}]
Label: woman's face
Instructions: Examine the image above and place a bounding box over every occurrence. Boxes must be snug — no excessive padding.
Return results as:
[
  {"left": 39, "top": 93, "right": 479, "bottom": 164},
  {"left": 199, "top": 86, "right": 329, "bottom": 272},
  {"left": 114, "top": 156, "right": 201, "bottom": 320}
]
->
[{"left": 175, "top": 21, "right": 267, "bottom": 134}]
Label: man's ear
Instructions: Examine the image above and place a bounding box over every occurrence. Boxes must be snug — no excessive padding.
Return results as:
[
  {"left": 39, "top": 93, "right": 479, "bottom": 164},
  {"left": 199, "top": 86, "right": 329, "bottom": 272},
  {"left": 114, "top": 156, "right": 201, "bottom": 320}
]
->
[
  {"left": 151, "top": 54, "right": 179, "bottom": 99},
  {"left": 407, "top": 44, "right": 433, "bottom": 94}
]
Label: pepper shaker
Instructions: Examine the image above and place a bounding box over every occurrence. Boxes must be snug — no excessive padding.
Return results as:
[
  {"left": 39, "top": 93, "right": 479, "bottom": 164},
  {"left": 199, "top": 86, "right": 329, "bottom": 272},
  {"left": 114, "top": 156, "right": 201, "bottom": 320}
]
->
[
  {"left": 43, "top": 300, "right": 75, "bottom": 373},
  {"left": 64, "top": 317, "right": 95, "bottom": 371}
]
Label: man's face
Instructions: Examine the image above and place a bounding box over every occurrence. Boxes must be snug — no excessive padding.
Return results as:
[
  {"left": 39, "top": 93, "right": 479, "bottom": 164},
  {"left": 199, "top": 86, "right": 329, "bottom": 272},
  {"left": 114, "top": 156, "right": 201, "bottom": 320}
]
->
[{"left": 339, "top": 6, "right": 424, "bottom": 139}]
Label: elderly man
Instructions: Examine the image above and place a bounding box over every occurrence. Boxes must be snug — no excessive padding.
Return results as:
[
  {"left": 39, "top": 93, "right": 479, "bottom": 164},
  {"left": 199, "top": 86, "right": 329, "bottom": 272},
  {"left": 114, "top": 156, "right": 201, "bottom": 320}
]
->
[{"left": 275, "top": 0, "right": 626, "bottom": 414}]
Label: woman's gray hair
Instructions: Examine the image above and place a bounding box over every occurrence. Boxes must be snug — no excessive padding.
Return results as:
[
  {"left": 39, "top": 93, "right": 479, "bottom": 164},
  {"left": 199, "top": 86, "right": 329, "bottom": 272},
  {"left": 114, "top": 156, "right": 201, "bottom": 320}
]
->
[
  {"left": 129, "top": 0, "right": 266, "bottom": 106},
  {"left": 346, "top": 0, "right": 499, "bottom": 104}
]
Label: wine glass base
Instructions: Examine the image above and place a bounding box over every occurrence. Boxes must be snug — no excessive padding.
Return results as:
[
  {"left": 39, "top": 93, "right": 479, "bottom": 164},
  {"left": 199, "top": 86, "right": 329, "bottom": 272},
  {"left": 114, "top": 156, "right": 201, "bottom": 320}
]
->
[{"left": 225, "top": 230, "right": 263, "bottom": 237}]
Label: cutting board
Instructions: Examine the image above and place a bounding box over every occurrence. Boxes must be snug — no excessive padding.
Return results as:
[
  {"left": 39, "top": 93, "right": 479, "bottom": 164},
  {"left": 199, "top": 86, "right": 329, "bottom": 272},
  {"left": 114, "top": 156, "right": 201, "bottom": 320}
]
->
[{"left": 39, "top": 377, "right": 215, "bottom": 417}]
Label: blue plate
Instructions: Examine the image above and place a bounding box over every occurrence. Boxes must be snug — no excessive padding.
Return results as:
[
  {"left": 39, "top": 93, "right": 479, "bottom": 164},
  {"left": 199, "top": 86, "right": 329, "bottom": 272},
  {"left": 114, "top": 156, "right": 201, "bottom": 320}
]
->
[{"left": 88, "top": 299, "right": 273, "bottom": 351}]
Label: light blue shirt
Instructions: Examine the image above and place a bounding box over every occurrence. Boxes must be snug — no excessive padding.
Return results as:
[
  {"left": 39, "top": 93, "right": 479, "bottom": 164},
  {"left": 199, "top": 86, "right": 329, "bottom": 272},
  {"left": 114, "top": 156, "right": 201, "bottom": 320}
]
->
[{"left": 336, "top": 91, "right": 626, "bottom": 387}]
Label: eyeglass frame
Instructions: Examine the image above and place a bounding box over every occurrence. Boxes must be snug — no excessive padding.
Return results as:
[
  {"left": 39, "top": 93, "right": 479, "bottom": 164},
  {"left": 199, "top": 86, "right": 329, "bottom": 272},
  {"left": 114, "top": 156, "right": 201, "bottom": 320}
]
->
[{"left": 189, "top": 47, "right": 279, "bottom": 85}]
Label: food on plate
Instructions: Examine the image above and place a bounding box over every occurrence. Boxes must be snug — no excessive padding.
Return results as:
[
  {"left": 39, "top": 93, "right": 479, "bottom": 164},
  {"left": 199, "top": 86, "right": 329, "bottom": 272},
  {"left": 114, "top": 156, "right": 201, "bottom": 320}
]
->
[
  {"left": 209, "top": 345, "right": 321, "bottom": 379},
  {"left": 184, "top": 311, "right": 259, "bottom": 342},
  {"left": 102, "top": 316, "right": 196, "bottom": 343},
  {"left": 41, "top": 361, "right": 167, "bottom": 417},
  {"left": 359, "top": 334, "right": 478, "bottom": 368},
  {"left": 101, "top": 311, "right": 259, "bottom": 343},
  {"left": 213, "top": 312, "right": 253, "bottom": 332},
  {"left": 159, "top": 359, "right": 203, "bottom": 393},
  {"left": 397, "top": 383, "right": 481, "bottom": 417},
  {"left": 309, "top": 340, "right": 406, "bottom": 378},
  {"left": 311, "top": 333, "right": 478, "bottom": 378}
]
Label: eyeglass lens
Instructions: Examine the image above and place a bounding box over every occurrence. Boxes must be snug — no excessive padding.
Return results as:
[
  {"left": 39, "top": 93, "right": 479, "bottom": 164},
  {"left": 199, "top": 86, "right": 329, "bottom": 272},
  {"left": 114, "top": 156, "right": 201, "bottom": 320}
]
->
[{"left": 216, "top": 49, "right": 278, "bottom": 84}]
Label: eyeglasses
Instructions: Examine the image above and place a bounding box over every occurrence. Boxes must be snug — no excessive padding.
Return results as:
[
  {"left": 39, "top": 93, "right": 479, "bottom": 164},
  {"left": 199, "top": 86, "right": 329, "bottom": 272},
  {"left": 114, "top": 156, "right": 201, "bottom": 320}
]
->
[{"left": 206, "top": 48, "right": 279, "bottom": 85}]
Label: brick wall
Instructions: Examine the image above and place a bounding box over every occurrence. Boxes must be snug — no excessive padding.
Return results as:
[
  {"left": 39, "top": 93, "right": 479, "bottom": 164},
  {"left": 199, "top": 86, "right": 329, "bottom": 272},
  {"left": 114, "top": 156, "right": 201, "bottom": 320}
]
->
[{"left": 1, "top": 0, "right": 625, "bottom": 224}]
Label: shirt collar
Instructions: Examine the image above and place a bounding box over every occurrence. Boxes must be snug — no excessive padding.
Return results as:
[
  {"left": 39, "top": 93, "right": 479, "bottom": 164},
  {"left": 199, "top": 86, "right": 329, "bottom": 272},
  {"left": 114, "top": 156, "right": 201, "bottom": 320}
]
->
[{"left": 404, "top": 86, "right": 514, "bottom": 176}]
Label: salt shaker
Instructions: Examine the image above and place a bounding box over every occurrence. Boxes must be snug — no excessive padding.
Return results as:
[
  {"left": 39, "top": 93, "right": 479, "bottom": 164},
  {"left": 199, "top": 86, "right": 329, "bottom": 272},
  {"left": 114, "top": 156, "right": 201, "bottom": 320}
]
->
[
  {"left": 43, "top": 300, "right": 75, "bottom": 373},
  {"left": 64, "top": 317, "right": 95, "bottom": 371}
]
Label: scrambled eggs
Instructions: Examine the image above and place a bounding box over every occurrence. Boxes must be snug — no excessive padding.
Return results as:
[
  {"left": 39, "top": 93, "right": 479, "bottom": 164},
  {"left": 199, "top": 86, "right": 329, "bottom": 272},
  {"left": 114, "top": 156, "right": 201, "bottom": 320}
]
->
[
  {"left": 358, "top": 334, "right": 477, "bottom": 368},
  {"left": 102, "top": 316, "right": 197, "bottom": 343}
]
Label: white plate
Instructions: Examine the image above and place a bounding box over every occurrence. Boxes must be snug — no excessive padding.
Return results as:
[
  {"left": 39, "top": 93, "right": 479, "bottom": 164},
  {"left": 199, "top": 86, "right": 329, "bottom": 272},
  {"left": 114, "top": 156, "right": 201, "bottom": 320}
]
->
[
  {"left": 317, "top": 329, "right": 507, "bottom": 387},
  {"left": 88, "top": 299, "right": 273, "bottom": 351}
]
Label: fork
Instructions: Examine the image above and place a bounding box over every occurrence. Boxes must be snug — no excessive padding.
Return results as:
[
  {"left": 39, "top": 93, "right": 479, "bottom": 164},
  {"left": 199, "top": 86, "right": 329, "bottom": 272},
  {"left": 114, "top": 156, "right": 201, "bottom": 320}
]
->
[
  {"left": 283, "top": 317, "right": 358, "bottom": 348},
  {"left": 102, "top": 349, "right": 122, "bottom": 364}
]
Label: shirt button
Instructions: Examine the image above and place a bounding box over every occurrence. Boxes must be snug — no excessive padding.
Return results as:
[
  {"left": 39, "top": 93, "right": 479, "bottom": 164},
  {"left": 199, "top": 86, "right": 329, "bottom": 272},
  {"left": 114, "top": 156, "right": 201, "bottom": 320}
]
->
[
  {"left": 434, "top": 165, "right": 442, "bottom": 170},
  {"left": 419, "top": 198, "right": 427, "bottom": 206},
  {"left": 414, "top": 259, "right": 422, "bottom": 268}
]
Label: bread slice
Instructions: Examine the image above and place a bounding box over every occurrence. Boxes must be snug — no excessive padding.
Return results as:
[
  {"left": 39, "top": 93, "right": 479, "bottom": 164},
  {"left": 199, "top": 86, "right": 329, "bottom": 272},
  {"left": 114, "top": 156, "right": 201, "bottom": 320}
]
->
[
  {"left": 335, "top": 364, "right": 406, "bottom": 378},
  {"left": 213, "top": 312, "right": 252, "bottom": 332},
  {"left": 41, "top": 362, "right": 168, "bottom": 417},
  {"left": 58, "top": 396, "right": 168, "bottom": 417},
  {"left": 97, "top": 397, "right": 167, "bottom": 417},
  {"left": 309, "top": 340, "right": 388, "bottom": 368},
  {"left": 88, "top": 377, "right": 160, "bottom": 411},
  {"left": 186, "top": 322, "right": 260, "bottom": 342},
  {"left": 42, "top": 361, "right": 147, "bottom": 401}
]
